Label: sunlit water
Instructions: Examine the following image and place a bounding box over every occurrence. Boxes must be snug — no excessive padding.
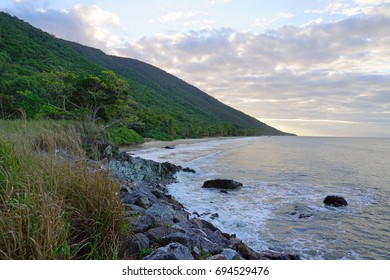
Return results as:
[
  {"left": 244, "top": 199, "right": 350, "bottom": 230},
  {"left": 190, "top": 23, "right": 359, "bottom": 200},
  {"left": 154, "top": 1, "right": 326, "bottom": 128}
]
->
[{"left": 129, "top": 136, "right": 390, "bottom": 259}]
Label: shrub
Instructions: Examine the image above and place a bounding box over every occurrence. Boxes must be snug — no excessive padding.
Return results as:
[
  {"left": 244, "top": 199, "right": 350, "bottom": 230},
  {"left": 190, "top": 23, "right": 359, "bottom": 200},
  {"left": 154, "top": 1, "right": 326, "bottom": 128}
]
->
[{"left": 109, "top": 126, "right": 144, "bottom": 145}]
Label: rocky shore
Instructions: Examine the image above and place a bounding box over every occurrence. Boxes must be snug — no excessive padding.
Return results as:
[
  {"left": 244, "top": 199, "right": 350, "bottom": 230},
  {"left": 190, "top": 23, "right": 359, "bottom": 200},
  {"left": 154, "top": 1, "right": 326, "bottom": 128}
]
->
[{"left": 109, "top": 152, "right": 300, "bottom": 260}]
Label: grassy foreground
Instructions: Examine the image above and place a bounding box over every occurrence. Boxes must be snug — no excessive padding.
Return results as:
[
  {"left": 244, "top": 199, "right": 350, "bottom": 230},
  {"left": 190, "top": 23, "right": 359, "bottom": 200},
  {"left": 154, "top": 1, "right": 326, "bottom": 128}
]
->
[{"left": 0, "top": 120, "right": 128, "bottom": 259}]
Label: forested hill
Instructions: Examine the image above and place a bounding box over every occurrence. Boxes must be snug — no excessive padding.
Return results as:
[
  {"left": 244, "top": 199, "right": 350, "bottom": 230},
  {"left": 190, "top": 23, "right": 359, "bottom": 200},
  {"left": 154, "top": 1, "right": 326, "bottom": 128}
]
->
[{"left": 0, "top": 12, "right": 293, "bottom": 140}]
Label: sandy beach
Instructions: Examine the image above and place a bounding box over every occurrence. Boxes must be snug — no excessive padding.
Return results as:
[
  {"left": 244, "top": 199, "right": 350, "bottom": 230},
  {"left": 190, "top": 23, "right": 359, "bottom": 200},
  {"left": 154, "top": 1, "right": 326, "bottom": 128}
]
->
[{"left": 120, "top": 137, "right": 235, "bottom": 152}]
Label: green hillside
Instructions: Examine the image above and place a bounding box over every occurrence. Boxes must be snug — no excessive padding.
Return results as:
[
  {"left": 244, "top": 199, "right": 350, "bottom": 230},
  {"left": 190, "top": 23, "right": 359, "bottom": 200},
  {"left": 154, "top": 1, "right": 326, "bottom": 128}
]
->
[{"left": 0, "top": 12, "right": 293, "bottom": 140}]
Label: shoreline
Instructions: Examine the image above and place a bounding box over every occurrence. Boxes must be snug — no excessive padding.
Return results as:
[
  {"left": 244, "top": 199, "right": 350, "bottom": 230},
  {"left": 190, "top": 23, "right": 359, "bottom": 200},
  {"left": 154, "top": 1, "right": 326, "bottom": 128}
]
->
[
  {"left": 119, "top": 136, "right": 244, "bottom": 152},
  {"left": 109, "top": 148, "right": 300, "bottom": 260}
]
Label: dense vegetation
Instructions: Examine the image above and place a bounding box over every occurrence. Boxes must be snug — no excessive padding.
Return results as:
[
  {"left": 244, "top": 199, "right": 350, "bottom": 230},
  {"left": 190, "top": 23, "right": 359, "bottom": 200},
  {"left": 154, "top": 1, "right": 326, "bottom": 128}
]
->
[{"left": 0, "top": 12, "right": 291, "bottom": 142}]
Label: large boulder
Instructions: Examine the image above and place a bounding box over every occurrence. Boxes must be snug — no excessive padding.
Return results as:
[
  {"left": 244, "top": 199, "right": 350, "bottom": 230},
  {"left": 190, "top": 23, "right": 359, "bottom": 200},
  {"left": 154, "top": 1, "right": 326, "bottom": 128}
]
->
[
  {"left": 202, "top": 179, "right": 243, "bottom": 190},
  {"left": 323, "top": 195, "right": 348, "bottom": 207}
]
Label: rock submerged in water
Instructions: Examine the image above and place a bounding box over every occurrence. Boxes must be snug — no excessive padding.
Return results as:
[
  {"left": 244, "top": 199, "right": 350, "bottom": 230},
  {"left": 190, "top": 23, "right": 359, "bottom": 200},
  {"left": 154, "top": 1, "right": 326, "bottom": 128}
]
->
[
  {"left": 202, "top": 179, "right": 243, "bottom": 190},
  {"left": 323, "top": 195, "right": 348, "bottom": 207}
]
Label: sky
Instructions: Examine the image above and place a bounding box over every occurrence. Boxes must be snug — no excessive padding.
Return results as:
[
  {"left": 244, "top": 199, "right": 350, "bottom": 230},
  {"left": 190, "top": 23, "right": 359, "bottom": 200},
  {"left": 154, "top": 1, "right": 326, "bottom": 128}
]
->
[{"left": 1, "top": 0, "right": 390, "bottom": 137}]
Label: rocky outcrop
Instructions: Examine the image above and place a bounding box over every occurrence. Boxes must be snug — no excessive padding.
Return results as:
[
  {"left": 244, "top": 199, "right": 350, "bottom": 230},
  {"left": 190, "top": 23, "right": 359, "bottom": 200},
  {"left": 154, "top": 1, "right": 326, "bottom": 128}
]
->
[
  {"left": 323, "top": 195, "right": 348, "bottom": 207},
  {"left": 111, "top": 152, "right": 298, "bottom": 260},
  {"left": 202, "top": 179, "right": 243, "bottom": 190},
  {"left": 109, "top": 153, "right": 195, "bottom": 185}
]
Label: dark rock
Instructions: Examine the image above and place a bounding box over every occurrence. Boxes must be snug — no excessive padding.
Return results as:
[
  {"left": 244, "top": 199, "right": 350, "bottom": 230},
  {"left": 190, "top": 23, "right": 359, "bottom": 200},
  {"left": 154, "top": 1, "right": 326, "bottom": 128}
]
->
[
  {"left": 235, "top": 241, "right": 259, "bottom": 260},
  {"left": 192, "top": 212, "right": 200, "bottom": 217},
  {"left": 298, "top": 213, "right": 313, "bottom": 219},
  {"left": 173, "top": 210, "right": 189, "bottom": 223},
  {"left": 134, "top": 197, "right": 152, "bottom": 209},
  {"left": 220, "top": 190, "right": 228, "bottom": 194},
  {"left": 323, "top": 195, "right": 348, "bottom": 207},
  {"left": 182, "top": 167, "right": 196, "bottom": 173},
  {"left": 222, "top": 248, "right": 243, "bottom": 260},
  {"left": 129, "top": 233, "right": 150, "bottom": 254},
  {"left": 121, "top": 192, "right": 141, "bottom": 204},
  {"left": 257, "top": 251, "right": 301, "bottom": 260},
  {"left": 145, "top": 203, "right": 175, "bottom": 227},
  {"left": 198, "top": 237, "right": 223, "bottom": 255},
  {"left": 207, "top": 254, "right": 225, "bottom": 260},
  {"left": 143, "top": 242, "right": 194, "bottom": 260},
  {"left": 164, "top": 145, "right": 175, "bottom": 149},
  {"left": 124, "top": 204, "right": 146, "bottom": 216},
  {"left": 120, "top": 184, "right": 133, "bottom": 193},
  {"left": 161, "top": 232, "right": 195, "bottom": 249},
  {"left": 129, "top": 215, "right": 154, "bottom": 233},
  {"left": 211, "top": 213, "right": 219, "bottom": 218},
  {"left": 109, "top": 154, "right": 184, "bottom": 184},
  {"left": 202, "top": 179, "right": 243, "bottom": 190},
  {"left": 145, "top": 227, "right": 181, "bottom": 243}
]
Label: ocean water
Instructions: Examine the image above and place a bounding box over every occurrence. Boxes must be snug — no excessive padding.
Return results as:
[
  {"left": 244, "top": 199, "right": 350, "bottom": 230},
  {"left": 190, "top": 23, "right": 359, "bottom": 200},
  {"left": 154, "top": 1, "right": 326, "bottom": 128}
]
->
[{"left": 129, "top": 136, "right": 390, "bottom": 260}]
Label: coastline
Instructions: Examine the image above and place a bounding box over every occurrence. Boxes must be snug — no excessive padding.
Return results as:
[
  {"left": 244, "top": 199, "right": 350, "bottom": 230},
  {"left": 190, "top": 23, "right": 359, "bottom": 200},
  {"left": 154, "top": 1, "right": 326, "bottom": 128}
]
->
[
  {"left": 110, "top": 145, "right": 300, "bottom": 260},
  {"left": 119, "top": 136, "right": 237, "bottom": 152}
]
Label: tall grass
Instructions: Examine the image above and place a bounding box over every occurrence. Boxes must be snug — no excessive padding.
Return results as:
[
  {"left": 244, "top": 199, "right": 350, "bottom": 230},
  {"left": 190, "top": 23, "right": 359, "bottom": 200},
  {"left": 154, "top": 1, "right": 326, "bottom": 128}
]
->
[{"left": 0, "top": 120, "right": 128, "bottom": 259}]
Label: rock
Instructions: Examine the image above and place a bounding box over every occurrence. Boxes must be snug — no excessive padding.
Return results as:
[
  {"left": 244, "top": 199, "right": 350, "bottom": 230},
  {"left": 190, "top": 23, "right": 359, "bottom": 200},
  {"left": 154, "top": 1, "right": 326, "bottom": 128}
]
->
[
  {"left": 145, "top": 227, "right": 181, "bottom": 243},
  {"left": 257, "top": 251, "right": 301, "bottom": 260},
  {"left": 130, "top": 233, "right": 150, "bottom": 253},
  {"left": 161, "top": 232, "right": 195, "bottom": 249},
  {"left": 202, "top": 179, "right": 243, "bottom": 190},
  {"left": 207, "top": 254, "right": 226, "bottom": 260},
  {"left": 121, "top": 192, "right": 141, "bottom": 205},
  {"left": 134, "top": 197, "right": 152, "bottom": 209},
  {"left": 129, "top": 215, "right": 154, "bottom": 233},
  {"left": 235, "top": 241, "right": 259, "bottom": 260},
  {"left": 143, "top": 242, "right": 194, "bottom": 260},
  {"left": 182, "top": 167, "right": 196, "bottom": 173},
  {"left": 164, "top": 145, "right": 175, "bottom": 149},
  {"left": 198, "top": 237, "right": 223, "bottom": 255},
  {"left": 220, "top": 190, "right": 228, "bottom": 194},
  {"left": 145, "top": 203, "right": 175, "bottom": 226},
  {"left": 124, "top": 204, "right": 146, "bottom": 216},
  {"left": 298, "top": 213, "right": 313, "bottom": 219},
  {"left": 323, "top": 195, "right": 348, "bottom": 207},
  {"left": 109, "top": 154, "right": 183, "bottom": 184},
  {"left": 120, "top": 184, "right": 133, "bottom": 193},
  {"left": 222, "top": 248, "right": 243, "bottom": 260},
  {"left": 173, "top": 210, "right": 189, "bottom": 223}
]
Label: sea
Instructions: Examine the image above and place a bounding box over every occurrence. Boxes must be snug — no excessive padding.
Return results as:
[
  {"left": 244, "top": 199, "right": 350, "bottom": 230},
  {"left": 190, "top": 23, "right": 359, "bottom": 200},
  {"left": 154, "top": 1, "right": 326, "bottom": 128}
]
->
[{"left": 129, "top": 136, "right": 390, "bottom": 260}]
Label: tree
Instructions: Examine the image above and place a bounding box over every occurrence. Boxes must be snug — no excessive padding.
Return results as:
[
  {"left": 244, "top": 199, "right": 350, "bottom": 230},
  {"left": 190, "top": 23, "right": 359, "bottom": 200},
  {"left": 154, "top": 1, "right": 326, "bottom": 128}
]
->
[
  {"left": 72, "top": 70, "right": 130, "bottom": 122},
  {"left": 39, "top": 70, "right": 76, "bottom": 118}
]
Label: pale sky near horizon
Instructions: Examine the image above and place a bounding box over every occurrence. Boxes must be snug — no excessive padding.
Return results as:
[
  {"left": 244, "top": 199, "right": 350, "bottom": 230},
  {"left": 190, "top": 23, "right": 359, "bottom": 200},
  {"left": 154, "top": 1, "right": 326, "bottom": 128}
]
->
[{"left": 1, "top": 0, "right": 390, "bottom": 137}]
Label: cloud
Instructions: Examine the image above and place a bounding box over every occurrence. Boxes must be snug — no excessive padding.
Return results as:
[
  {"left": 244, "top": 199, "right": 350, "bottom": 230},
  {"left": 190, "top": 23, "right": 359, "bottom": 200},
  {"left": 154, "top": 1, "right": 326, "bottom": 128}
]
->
[
  {"left": 118, "top": 10, "right": 390, "bottom": 136},
  {"left": 306, "top": 0, "right": 390, "bottom": 16},
  {"left": 6, "top": 3, "right": 122, "bottom": 50},
  {"left": 157, "top": 10, "right": 206, "bottom": 23},
  {"left": 254, "top": 12, "right": 294, "bottom": 30}
]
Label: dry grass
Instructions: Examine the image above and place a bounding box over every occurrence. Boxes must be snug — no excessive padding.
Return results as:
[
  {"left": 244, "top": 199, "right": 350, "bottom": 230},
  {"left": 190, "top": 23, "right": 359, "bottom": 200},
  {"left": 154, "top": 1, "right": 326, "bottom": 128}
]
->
[{"left": 0, "top": 120, "right": 128, "bottom": 259}]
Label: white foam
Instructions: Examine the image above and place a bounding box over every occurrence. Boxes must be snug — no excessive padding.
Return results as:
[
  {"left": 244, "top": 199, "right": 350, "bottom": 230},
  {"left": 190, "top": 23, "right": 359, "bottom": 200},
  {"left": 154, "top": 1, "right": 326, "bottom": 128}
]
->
[{"left": 123, "top": 137, "right": 390, "bottom": 259}]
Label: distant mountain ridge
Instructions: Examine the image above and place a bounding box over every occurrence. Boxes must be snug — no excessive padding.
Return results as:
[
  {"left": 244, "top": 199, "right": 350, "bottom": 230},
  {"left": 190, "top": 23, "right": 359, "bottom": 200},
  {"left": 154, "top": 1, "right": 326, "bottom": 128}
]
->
[{"left": 0, "top": 11, "right": 294, "bottom": 138}]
